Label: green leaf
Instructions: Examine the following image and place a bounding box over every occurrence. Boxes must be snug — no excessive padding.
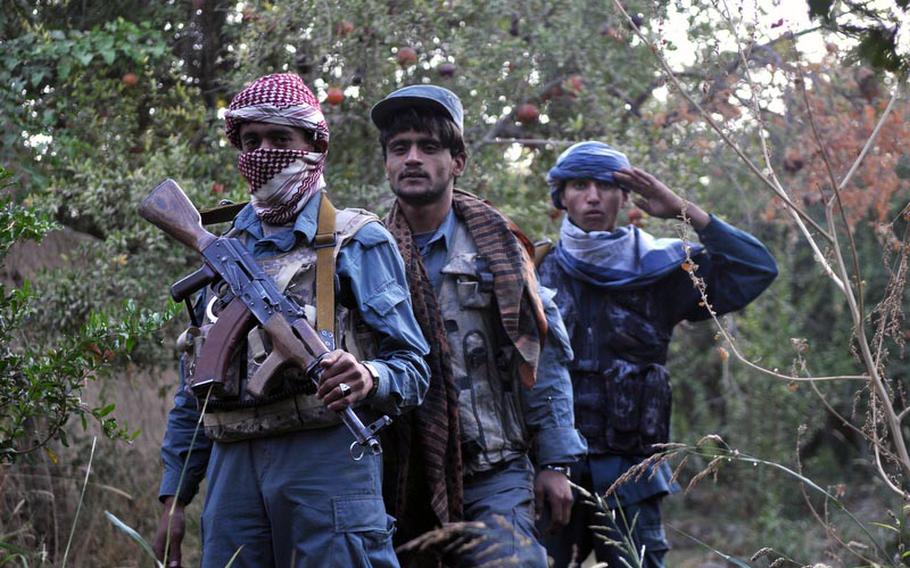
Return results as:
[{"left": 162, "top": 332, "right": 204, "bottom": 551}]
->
[
  {"left": 75, "top": 51, "right": 93, "bottom": 66},
  {"left": 58, "top": 59, "right": 72, "bottom": 80},
  {"left": 104, "top": 511, "right": 161, "bottom": 565},
  {"left": 96, "top": 403, "right": 116, "bottom": 417},
  {"left": 0, "top": 540, "right": 30, "bottom": 555},
  {"left": 101, "top": 49, "right": 116, "bottom": 65},
  {"left": 855, "top": 28, "right": 904, "bottom": 72},
  {"left": 30, "top": 69, "right": 46, "bottom": 87}
]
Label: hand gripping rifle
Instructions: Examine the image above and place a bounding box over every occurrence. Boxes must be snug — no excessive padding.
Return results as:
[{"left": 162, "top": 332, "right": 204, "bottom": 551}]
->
[{"left": 140, "top": 179, "right": 389, "bottom": 460}]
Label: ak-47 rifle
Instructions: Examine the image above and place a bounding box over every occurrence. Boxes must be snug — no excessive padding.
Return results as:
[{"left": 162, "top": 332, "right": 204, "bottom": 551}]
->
[{"left": 140, "top": 178, "right": 389, "bottom": 459}]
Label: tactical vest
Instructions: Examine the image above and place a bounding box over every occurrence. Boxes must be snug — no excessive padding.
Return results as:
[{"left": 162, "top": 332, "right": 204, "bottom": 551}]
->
[
  {"left": 538, "top": 252, "right": 673, "bottom": 456},
  {"left": 182, "top": 208, "right": 379, "bottom": 443},
  {"left": 437, "top": 219, "right": 528, "bottom": 475}
]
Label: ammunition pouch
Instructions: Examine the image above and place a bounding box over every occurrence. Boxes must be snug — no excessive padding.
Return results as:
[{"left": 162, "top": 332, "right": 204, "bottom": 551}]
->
[{"left": 203, "top": 392, "right": 342, "bottom": 442}]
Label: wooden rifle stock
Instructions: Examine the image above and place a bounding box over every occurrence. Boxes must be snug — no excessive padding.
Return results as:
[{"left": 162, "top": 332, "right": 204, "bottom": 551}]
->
[
  {"left": 142, "top": 179, "right": 328, "bottom": 397},
  {"left": 192, "top": 300, "right": 255, "bottom": 397},
  {"left": 139, "top": 179, "right": 216, "bottom": 253},
  {"left": 246, "top": 314, "right": 326, "bottom": 397}
]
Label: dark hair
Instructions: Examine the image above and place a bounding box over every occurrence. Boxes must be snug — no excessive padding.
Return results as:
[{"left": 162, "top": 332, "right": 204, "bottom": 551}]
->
[{"left": 377, "top": 107, "right": 466, "bottom": 159}]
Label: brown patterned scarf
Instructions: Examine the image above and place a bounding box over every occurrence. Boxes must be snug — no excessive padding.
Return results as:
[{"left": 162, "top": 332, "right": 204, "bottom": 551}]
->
[
  {"left": 382, "top": 189, "right": 547, "bottom": 551},
  {"left": 450, "top": 189, "right": 548, "bottom": 388}
]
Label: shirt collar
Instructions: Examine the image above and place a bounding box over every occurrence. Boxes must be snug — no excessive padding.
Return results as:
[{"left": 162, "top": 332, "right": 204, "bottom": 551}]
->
[
  {"left": 233, "top": 192, "right": 322, "bottom": 253},
  {"left": 415, "top": 207, "right": 456, "bottom": 253}
]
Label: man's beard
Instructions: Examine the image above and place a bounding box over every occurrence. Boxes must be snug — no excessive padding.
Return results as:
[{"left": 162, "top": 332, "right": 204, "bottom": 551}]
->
[{"left": 390, "top": 177, "right": 451, "bottom": 206}]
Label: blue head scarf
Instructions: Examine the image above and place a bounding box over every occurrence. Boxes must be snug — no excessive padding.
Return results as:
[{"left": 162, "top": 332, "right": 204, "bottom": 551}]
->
[
  {"left": 546, "top": 141, "right": 631, "bottom": 209},
  {"left": 554, "top": 217, "right": 703, "bottom": 289},
  {"left": 548, "top": 141, "right": 703, "bottom": 288}
]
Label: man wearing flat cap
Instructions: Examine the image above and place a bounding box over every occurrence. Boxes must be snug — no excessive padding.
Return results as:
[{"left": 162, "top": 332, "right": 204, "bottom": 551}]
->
[
  {"left": 370, "top": 84, "right": 587, "bottom": 567},
  {"left": 153, "top": 73, "right": 430, "bottom": 568},
  {"left": 538, "top": 141, "right": 778, "bottom": 567}
]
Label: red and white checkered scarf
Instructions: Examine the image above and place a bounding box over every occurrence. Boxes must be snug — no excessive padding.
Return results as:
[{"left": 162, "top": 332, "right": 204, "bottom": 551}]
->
[{"left": 224, "top": 73, "right": 330, "bottom": 225}]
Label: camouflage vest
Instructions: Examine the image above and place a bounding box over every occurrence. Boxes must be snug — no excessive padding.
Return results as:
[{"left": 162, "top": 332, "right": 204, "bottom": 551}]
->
[
  {"left": 437, "top": 219, "right": 527, "bottom": 475},
  {"left": 538, "top": 251, "right": 673, "bottom": 456},
  {"left": 184, "top": 208, "right": 379, "bottom": 442}
]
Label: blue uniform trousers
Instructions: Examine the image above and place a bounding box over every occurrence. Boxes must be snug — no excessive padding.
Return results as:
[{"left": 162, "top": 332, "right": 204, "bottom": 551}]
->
[
  {"left": 200, "top": 425, "right": 398, "bottom": 568},
  {"left": 543, "top": 456, "right": 668, "bottom": 568},
  {"left": 454, "top": 455, "right": 548, "bottom": 568}
]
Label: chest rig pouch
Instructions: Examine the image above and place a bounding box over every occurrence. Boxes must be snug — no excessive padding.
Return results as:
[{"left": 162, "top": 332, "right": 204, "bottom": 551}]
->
[
  {"left": 178, "top": 199, "right": 380, "bottom": 442},
  {"left": 595, "top": 289, "right": 672, "bottom": 455},
  {"left": 553, "top": 259, "right": 673, "bottom": 456},
  {"left": 437, "top": 220, "right": 528, "bottom": 475}
]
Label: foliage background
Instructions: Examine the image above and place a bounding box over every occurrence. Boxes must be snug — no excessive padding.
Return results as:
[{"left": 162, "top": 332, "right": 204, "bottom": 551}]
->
[{"left": 0, "top": 0, "right": 908, "bottom": 565}]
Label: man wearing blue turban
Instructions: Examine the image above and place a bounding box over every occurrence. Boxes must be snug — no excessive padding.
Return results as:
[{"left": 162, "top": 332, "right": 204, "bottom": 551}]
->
[{"left": 538, "top": 141, "right": 778, "bottom": 567}]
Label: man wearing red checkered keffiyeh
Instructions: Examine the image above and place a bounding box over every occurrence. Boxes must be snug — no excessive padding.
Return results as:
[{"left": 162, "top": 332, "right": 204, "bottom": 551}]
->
[
  {"left": 224, "top": 72, "right": 330, "bottom": 225},
  {"left": 155, "top": 72, "right": 433, "bottom": 568}
]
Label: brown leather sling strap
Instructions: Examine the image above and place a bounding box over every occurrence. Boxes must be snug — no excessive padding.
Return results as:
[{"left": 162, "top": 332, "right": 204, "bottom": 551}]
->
[{"left": 314, "top": 194, "right": 337, "bottom": 349}]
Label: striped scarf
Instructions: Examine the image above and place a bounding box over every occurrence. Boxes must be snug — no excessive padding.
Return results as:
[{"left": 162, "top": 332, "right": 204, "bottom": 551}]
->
[
  {"left": 556, "top": 215, "right": 703, "bottom": 289},
  {"left": 224, "top": 73, "right": 330, "bottom": 224},
  {"left": 384, "top": 200, "right": 464, "bottom": 548},
  {"left": 383, "top": 189, "right": 547, "bottom": 549},
  {"left": 451, "top": 190, "right": 547, "bottom": 388}
]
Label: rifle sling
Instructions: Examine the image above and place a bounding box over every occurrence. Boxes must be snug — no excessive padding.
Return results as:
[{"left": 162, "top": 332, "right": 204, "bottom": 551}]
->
[{"left": 314, "top": 194, "right": 337, "bottom": 346}]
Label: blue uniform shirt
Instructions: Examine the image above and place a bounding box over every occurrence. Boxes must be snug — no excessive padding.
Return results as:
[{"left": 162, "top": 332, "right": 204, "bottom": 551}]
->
[
  {"left": 565, "top": 215, "right": 778, "bottom": 507},
  {"left": 159, "top": 193, "right": 431, "bottom": 504},
  {"left": 415, "top": 208, "right": 587, "bottom": 466}
]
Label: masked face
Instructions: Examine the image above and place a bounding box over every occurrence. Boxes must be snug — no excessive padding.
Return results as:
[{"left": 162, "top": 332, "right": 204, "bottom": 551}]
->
[
  {"left": 238, "top": 122, "right": 316, "bottom": 153},
  {"left": 237, "top": 122, "right": 325, "bottom": 225}
]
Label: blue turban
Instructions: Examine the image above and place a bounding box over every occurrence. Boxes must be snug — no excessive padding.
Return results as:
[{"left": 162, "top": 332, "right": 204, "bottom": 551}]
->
[{"left": 546, "top": 141, "right": 631, "bottom": 209}]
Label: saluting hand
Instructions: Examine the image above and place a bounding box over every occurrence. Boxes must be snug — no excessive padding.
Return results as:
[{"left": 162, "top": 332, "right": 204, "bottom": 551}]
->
[
  {"left": 613, "top": 167, "right": 710, "bottom": 230},
  {"left": 316, "top": 350, "right": 374, "bottom": 411}
]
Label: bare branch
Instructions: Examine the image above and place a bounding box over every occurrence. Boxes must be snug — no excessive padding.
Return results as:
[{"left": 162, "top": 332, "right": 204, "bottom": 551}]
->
[
  {"left": 610, "top": 0, "right": 833, "bottom": 243},
  {"left": 799, "top": 67, "right": 910, "bottom": 487},
  {"left": 475, "top": 137, "right": 577, "bottom": 147},
  {"left": 797, "top": 62, "right": 866, "bottom": 314},
  {"left": 837, "top": 86, "right": 901, "bottom": 192},
  {"left": 795, "top": 427, "right": 879, "bottom": 565},
  {"left": 714, "top": 1, "right": 846, "bottom": 292},
  {"left": 808, "top": 382, "right": 882, "bottom": 454}
]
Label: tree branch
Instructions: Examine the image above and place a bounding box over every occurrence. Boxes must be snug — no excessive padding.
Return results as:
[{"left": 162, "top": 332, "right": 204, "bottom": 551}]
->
[{"left": 611, "top": 0, "right": 834, "bottom": 242}]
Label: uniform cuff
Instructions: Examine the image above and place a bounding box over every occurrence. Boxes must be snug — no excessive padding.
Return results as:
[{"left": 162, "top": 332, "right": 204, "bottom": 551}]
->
[
  {"left": 535, "top": 426, "right": 588, "bottom": 465},
  {"left": 159, "top": 471, "right": 199, "bottom": 505},
  {"left": 364, "top": 360, "right": 392, "bottom": 402},
  {"left": 694, "top": 213, "right": 730, "bottom": 241}
]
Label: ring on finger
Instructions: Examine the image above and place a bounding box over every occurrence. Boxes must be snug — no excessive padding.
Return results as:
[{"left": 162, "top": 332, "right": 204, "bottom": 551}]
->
[{"left": 338, "top": 382, "right": 351, "bottom": 397}]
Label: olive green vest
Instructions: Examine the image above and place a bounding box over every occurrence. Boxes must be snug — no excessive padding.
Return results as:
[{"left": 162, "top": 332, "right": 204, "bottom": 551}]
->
[
  {"left": 183, "top": 208, "right": 378, "bottom": 442},
  {"left": 437, "top": 218, "right": 528, "bottom": 475}
]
